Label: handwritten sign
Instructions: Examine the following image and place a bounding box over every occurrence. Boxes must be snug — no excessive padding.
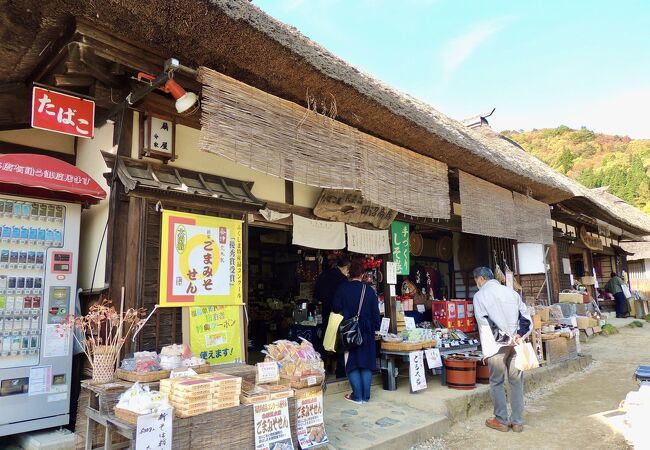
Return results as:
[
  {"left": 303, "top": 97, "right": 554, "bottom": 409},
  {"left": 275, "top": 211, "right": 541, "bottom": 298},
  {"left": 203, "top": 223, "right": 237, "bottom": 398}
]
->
[
  {"left": 409, "top": 351, "right": 427, "bottom": 392},
  {"left": 404, "top": 316, "right": 416, "bottom": 330},
  {"left": 295, "top": 388, "right": 329, "bottom": 449},
  {"left": 391, "top": 221, "right": 409, "bottom": 275},
  {"left": 31, "top": 86, "right": 94, "bottom": 138},
  {"left": 424, "top": 348, "right": 442, "bottom": 369},
  {"left": 313, "top": 189, "right": 397, "bottom": 229},
  {"left": 386, "top": 262, "right": 397, "bottom": 285},
  {"left": 346, "top": 225, "right": 390, "bottom": 255},
  {"left": 136, "top": 407, "right": 172, "bottom": 450},
  {"left": 416, "top": 304, "right": 426, "bottom": 314},
  {"left": 253, "top": 399, "right": 294, "bottom": 450},
  {"left": 256, "top": 362, "right": 280, "bottom": 384},
  {"left": 379, "top": 317, "right": 390, "bottom": 336}
]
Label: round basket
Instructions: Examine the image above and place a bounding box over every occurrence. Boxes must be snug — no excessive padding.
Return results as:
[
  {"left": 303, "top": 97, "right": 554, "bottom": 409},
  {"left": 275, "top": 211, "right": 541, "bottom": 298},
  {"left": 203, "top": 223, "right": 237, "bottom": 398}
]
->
[
  {"left": 410, "top": 233, "right": 424, "bottom": 256},
  {"left": 92, "top": 345, "right": 116, "bottom": 384}
]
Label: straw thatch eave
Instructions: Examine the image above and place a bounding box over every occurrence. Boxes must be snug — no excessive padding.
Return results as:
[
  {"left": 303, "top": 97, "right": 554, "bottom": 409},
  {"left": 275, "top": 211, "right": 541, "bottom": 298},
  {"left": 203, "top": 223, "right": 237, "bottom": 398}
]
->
[
  {"left": 619, "top": 242, "right": 650, "bottom": 261},
  {"left": 0, "top": 0, "right": 574, "bottom": 204}
]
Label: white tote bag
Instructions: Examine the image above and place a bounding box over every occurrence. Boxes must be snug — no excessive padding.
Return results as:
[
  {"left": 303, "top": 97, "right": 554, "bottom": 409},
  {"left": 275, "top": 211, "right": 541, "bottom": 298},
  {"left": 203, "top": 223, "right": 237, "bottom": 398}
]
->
[{"left": 514, "top": 342, "right": 540, "bottom": 371}]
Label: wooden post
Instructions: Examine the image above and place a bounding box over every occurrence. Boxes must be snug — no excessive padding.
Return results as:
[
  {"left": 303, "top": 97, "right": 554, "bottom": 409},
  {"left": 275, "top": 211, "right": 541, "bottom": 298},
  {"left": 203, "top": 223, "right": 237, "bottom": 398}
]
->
[
  {"left": 548, "top": 243, "right": 561, "bottom": 304},
  {"left": 242, "top": 213, "right": 250, "bottom": 363},
  {"left": 106, "top": 109, "right": 133, "bottom": 299}
]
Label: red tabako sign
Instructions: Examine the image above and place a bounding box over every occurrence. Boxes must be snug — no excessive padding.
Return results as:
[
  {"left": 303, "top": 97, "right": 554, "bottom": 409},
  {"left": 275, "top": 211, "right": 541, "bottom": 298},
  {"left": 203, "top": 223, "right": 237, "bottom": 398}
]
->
[{"left": 31, "top": 86, "right": 95, "bottom": 138}]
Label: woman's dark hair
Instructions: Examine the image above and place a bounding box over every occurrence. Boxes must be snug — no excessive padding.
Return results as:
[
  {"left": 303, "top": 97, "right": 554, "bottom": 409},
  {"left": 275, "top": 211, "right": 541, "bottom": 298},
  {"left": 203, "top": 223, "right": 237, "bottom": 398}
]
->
[
  {"left": 337, "top": 257, "right": 351, "bottom": 269},
  {"left": 611, "top": 272, "right": 617, "bottom": 278},
  {"left": 349, "top": 258, "right": 366, "bottom": 279}
]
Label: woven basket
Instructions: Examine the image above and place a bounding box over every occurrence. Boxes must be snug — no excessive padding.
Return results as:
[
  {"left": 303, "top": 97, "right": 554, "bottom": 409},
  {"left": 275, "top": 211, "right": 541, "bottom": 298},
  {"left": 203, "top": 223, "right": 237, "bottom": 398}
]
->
[
  {"left": 114, "top": 407, "right": 143, "bottom": 425},
  {"left": 92, "top": 346, "right": 116, "bottom": 384},
  {"left": 381, "top": 341, "right": 422, "bottom": 352}
]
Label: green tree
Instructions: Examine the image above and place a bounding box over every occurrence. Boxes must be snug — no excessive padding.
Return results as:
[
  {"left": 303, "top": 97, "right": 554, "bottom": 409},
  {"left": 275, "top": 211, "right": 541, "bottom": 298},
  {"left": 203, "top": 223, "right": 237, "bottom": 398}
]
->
[{"left": 557, "top": 147, "right": 576, "bottom": 174}]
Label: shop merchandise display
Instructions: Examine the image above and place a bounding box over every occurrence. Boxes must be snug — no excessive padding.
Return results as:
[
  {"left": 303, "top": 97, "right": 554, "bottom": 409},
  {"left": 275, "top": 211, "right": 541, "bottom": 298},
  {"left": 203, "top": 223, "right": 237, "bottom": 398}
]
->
[
  {"left": 114, "top": 383, "right": 170, "bottom": 424},
  {"left": 160, "top": 372, "right": 242, "bottom": 418},
  {"left": 117, "top": 346, "right": 207, "bottom": 382},
  {"left": 264, "top": 339, "right": 324, "bottom": 387}
]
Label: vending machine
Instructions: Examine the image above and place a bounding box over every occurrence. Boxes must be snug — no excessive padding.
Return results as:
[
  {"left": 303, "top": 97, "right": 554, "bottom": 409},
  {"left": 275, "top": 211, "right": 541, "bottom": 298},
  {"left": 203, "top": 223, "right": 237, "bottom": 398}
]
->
[{"left": 0, "top": 194, "right": 81, "bottom": 436}]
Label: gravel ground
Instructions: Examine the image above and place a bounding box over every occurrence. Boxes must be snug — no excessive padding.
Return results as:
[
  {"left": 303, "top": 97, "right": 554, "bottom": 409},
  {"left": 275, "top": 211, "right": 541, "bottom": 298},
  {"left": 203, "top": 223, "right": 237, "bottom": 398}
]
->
[{"left": 412, "top": 324, "right": 647, "bottom": 450}]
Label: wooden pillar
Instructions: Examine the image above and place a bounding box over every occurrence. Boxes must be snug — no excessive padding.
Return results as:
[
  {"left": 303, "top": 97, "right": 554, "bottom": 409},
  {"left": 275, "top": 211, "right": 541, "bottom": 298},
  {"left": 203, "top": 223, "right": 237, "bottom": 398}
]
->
[
  {"left": 242, "top": 213, "right": 250, "bottom": 363},
  {"left": 106, "top": 110, "right": 134, "bottom": 302},
  {"left": 548, "top": 243, "right": 561, "bottom": 304}
]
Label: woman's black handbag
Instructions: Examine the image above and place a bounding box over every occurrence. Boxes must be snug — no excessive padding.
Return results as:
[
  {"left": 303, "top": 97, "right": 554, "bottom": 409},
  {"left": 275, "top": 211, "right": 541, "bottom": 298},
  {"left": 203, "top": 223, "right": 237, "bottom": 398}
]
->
[{"left": 337, "top": 284, "right": 366, "bottom": 352}]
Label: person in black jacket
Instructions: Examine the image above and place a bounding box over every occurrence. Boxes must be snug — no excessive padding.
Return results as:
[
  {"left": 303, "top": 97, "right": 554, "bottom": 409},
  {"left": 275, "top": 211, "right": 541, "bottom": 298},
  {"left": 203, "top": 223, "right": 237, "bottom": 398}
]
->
[{"left": 314, "top": 257, "right": 350, "bottom": 377}]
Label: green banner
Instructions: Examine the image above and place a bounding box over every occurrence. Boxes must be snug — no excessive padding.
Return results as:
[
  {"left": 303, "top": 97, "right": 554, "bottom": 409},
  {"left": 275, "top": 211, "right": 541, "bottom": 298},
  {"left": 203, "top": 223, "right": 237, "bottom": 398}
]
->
[{"left": 391, "top": 221, "right": 410, "bottom": 275}]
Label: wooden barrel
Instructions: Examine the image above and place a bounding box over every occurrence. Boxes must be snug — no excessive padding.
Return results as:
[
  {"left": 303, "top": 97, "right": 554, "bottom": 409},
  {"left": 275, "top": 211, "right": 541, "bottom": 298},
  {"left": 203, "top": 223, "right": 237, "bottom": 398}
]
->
[
  {"left": 444, "top": 357, "right": 477, "bottom": 390},
  {"left": 476, "top": 360, "right": 490, "bottom": 384}
]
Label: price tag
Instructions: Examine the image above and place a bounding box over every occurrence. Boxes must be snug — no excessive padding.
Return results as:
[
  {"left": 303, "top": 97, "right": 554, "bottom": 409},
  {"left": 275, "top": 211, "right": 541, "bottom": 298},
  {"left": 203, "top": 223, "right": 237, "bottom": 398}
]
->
[
  {"left": 307, "top": 376, "right": 317, "bottom": 386},
  {"left": 424, "top": 348, "right": 443, "bottom": 369},
  {"left": 170, "top": 367, "right": 197, "bottom": 379},
  {"left": 416, "top": 304, "right": 426, "bottom": 313},
  {"left": 379, "top": 317, "right": 390, "bottom": 336},
  {"left": 404, "top": 316, "right": 416, "bottom": 330},
  {"left": 256, "top": 361, "right": 279, "bottom": 384},
  {"left": 389, "top": 285, "right": 396, "bottom": 297},
  {"left": 386, "top": 262, "right": 397, "bottom": 285}
]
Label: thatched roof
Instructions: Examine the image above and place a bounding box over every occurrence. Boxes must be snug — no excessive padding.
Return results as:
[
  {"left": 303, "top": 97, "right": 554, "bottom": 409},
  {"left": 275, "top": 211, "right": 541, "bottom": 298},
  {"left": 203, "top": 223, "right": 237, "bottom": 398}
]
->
[
  {"left": 620, "top": 242, "right": 650, "bottom": 261},
  {"left": 475, "top": 126, "right": 650, "bottom": 236},
  {"left": 1, "top": 0, "right": 574, "bottom": 204}
]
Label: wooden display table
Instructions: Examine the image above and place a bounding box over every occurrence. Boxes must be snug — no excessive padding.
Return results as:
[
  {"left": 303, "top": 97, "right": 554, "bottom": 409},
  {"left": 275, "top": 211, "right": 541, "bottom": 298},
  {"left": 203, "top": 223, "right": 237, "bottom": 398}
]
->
[{"left": 379, "top": 343, "right": 478, "bottom": 391}]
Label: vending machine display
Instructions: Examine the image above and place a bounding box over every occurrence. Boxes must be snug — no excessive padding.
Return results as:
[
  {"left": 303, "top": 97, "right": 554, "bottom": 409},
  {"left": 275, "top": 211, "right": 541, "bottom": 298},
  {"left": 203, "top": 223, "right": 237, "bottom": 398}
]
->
[{"left": 0, "top": 195, "right": 80, "bottom": 436}]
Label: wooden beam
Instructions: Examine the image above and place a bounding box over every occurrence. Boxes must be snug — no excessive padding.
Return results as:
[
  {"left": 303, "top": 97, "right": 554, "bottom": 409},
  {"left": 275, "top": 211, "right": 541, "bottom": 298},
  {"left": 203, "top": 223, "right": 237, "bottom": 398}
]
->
[
  {"left": 78, "top": 45, "right": 123, "bottom": 88},
  {"left": 27, "top": 20, "right": 76, "bottom": 83},
  {"left": 284, "top": 180, "right": 294, "bottom": 205},
  {"left": 54, "top": 74, "right": 95, "bottom": 88}
]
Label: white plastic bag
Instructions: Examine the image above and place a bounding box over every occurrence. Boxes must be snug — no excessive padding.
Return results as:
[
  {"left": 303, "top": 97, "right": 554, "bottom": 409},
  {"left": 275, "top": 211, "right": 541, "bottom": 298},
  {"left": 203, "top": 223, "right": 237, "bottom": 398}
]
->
[{"left": 514, "top": 342, "right": 539, "bottom": 371}]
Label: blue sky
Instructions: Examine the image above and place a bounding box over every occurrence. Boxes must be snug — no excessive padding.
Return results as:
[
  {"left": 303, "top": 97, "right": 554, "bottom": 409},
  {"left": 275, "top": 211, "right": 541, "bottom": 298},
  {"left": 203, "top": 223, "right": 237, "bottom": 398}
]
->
[{"left": 254, "top": 0, "right": 650, "bottom": 138}]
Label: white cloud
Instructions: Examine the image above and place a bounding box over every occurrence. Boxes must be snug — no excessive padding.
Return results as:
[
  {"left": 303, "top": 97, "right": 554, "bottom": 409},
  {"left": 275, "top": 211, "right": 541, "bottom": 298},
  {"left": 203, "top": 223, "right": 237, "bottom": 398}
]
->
[{"left": 440, "top": 17, "right": 511, "bottom": 77}]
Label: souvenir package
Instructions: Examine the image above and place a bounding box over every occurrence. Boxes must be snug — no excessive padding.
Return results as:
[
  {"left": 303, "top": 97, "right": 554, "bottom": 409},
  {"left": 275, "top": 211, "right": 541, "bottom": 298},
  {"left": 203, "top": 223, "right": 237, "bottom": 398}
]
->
[
  {"left": 264, "top": 339, "right": 324, "bottom": 379},
  {"left": 115, "top": 382, "right": 169, "bottom": 415}
]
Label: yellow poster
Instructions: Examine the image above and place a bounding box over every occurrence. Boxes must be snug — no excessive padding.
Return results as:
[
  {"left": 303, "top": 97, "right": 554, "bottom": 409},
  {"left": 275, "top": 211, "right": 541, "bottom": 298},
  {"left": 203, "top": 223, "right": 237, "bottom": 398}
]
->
[
  {"left": 159, "top": 210, "right": 243, "bottom": 307},
  {"left": 189, "top": 305, "right": 243, "bottom": 364}
]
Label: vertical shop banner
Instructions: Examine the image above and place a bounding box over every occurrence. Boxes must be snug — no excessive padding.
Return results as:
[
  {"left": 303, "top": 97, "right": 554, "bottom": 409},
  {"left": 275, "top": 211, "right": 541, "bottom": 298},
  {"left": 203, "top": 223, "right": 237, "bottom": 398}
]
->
[
  {"left": 189, "top": 305, "right": 242, "bottom": 365},
  {"left": 295, "top": 388, "right": 329, "bottom": 449},
  {"left": 391, "top": 221, "right": 410, "bottom": 275},
  {"left": 159, "top": 210, "right": 243, "bottom": 306},
  {"left": 409, "top": 351, "right": 427, "bottom": 392},
  {"left": 253, "top": 399, "right": 294, "bottom": 450}
]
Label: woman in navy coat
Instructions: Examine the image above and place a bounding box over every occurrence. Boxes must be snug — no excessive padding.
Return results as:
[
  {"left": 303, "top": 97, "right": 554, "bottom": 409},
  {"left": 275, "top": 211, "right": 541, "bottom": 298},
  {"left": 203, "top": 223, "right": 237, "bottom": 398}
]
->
[{"left": 332, "top": 258, "right": 381, "bottom": 403}]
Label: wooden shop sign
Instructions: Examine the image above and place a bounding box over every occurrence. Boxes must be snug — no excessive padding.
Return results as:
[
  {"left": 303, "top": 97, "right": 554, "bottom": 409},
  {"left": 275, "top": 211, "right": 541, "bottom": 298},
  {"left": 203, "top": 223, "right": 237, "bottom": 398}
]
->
[
  {"left": 580, "top": 226, "right": 603, "bottom": 251},
  {"left": 313, "top": 189, "right": 397, "bottom": 229}
]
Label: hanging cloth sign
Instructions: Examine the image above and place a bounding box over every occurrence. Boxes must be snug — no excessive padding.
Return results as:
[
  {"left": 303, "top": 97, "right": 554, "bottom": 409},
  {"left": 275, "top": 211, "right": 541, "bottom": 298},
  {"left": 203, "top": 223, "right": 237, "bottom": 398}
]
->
[
  {"left": 346, "top": 225, "right": 390, "bottom": 255},
  {"left": 292, "top": 215, "right": 345, "bottom": 250},
  {"left": 189, "top": 305, "right": 243, "bottom": 365},
  {"left": 159, "top": 210, "right": 243, "bottom": 307}
]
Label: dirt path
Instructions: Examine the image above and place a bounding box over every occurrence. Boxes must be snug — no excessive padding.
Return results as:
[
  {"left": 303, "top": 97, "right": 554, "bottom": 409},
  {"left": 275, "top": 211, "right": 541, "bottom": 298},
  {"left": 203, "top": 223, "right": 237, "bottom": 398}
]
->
[{"left": 413, "top": 323, "right": 649, "bottom": 450}]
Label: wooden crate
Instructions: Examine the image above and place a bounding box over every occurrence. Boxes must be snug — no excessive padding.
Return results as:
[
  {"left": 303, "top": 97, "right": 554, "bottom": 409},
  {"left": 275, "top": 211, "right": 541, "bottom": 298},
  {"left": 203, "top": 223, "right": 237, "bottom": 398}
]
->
[{"left": 543, "top": 336, "right": 569, "bottom": 365}]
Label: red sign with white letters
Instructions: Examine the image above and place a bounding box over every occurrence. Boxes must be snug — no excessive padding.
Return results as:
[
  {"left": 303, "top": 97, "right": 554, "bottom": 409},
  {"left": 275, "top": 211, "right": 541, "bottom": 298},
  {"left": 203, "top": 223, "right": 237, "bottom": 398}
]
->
[{"left": 31, "top": 86, "right": 95, "bottom": 138}]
